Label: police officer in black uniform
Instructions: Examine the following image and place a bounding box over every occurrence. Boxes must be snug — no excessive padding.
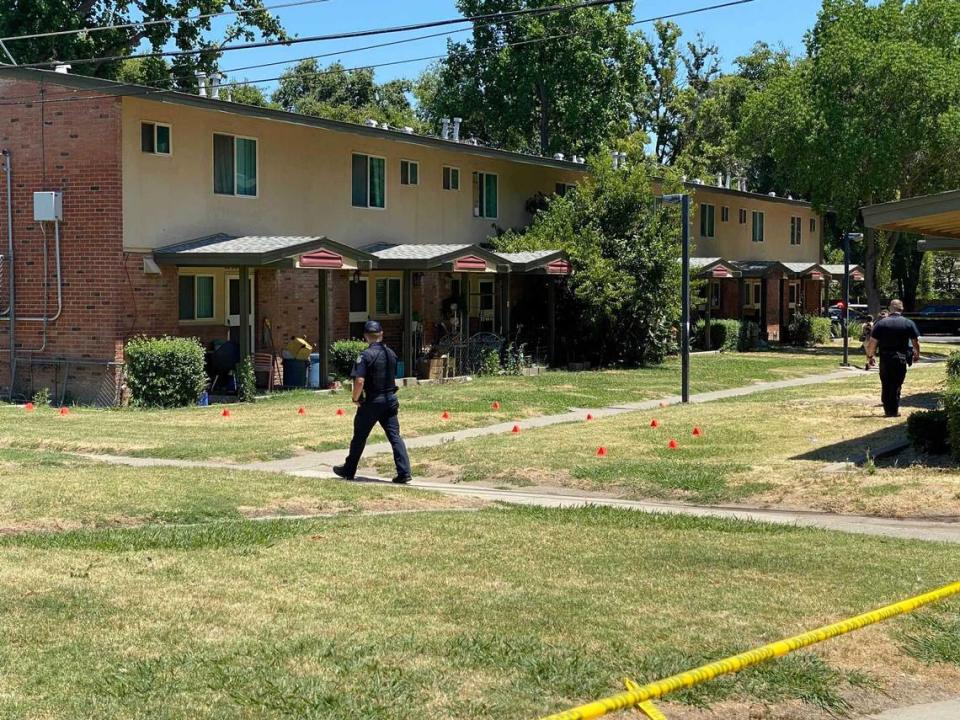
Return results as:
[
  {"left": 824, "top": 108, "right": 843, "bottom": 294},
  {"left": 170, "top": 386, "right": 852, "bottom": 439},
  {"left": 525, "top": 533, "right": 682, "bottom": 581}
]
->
[
  {"left": 333, "top": 320, "right": 412, "bottom": 483},
  {"left": 865, "top": 300, "right": 921, "bottom": 418}
]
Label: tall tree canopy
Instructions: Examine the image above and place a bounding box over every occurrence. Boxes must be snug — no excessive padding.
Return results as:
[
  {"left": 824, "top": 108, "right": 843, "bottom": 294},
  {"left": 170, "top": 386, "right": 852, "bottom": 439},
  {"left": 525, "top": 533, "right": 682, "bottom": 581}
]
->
[
  {"left": 416, "top": 0, "right": 646, "bottom": 156},
  {"left": 272, "top": 60, "right": 420, "bottom": 128},
  {"left": 0, "top": 1, "right": 286, "bottom": 88},
  {"left": 739, "top": 0, "right": 960, "bottom": 311}
]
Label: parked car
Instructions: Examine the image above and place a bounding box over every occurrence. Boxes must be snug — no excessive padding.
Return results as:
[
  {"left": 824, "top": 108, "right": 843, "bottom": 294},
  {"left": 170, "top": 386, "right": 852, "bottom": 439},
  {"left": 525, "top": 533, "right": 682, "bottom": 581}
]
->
[
  {"left": 905, "top": 304, "right": 960, "bottom": 335},
  {"left": 826, "top": 304, "right": 869, "bottom": 323}
]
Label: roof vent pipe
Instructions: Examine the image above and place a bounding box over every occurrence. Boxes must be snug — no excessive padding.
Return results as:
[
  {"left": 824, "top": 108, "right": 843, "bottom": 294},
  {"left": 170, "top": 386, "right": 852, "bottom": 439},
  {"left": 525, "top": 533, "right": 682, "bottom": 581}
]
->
[
  {"left": 196, "top": 72, "right": 208, "bottom": 97},
  {"left": 452, "top": 117, "right": 462, "bottom": 142},
  {"left": 716, "top": 172, "right": 723, "bottom": 186},
  {"left": 440, "top": 118, "right": 450, "bottom": 140},
  {"left": 363, "top": 119, "right": 378, "bottom": 128},
  {"left": 553, "top": 153, "right": 565, "bottom": 161},
  {"left": 725, "top": 172, "right": 731, "bottom": 189},
  {"left": 54, "top": 64, "right": 71, "bottom": 74},
  {"left": 208, "top": 72, "right": 222, "bottom": 100},
  {"left": 401, "top": 126, "right": 414, "bottom": 134},
  {"left": 768, "top": 191, "right": 776, "bottom": 197}
]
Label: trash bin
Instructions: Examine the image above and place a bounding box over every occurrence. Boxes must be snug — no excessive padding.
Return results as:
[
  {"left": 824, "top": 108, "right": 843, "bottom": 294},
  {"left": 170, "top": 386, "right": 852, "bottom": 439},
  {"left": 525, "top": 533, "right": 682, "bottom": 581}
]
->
[
  {"left": 396, "top": 360, "right": 405, "bottom": 379},
  {"left": 282, "top": 358, "right": 308, "bottom": 388},
  {"left": 308, "top": 353, "right": 321, "bottom": 389}
]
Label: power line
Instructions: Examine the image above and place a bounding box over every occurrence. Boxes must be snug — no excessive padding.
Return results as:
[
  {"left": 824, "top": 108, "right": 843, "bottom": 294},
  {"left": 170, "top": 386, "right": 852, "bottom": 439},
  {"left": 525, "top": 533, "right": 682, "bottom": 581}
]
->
[
  {"left": 0, "top": 0, "right": 757, "bottom": 107},
  {"left": 0, "top": 0, "right": 333, "bottom": 44},
  {"left": 17, "top": 0, "right": 633, "bottom": 69}
]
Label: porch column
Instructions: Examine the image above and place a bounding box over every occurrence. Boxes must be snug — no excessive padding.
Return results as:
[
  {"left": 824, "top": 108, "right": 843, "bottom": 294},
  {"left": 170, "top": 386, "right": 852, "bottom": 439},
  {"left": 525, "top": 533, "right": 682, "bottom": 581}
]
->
[
  {"left": 238, "top": 265, "right": 251, "bottom": 360},
  {"left": 318, "top": 270, "right": 329, "bottom": 388},
  {"left": 501, "top": 273, "right": 512, "bottom": 339},
  {"left": 402, "top": 270, "right": 413, "bottom": 376},
  {"left": 547, "top": 279, "right": 556, "bottom": 366},
  {"left": 704, "top": 282, "right": 712, "bottom": 351}
]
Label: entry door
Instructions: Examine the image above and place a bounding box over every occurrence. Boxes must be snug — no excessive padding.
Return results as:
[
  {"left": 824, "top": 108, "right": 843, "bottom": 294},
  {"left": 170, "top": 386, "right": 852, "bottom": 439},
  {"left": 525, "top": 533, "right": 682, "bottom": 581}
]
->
[
  {"left": 226, "top": 275, "right": 255, "bottom": 350},
  {"left": 349, "top": 277, "right": 369, "bottom": 339},
  {"left": 788, "top": 281, "right": 801, "bottom": 316}
]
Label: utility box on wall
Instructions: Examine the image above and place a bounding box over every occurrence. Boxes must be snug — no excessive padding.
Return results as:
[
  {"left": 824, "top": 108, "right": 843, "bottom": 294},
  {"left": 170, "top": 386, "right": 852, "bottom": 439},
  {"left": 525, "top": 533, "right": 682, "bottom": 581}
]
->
[{"left": 33, "top": 191, "right": 63, "bottom": 222}]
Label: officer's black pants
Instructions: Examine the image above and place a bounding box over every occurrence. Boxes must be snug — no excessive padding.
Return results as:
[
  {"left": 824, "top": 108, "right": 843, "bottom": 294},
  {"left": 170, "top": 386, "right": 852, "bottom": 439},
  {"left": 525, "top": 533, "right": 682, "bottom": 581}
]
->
[
  {"left": 878, "top": 353, "right": 908, "bottom": 417},
  {"left": 342, "top": 393, "right": 411, "bottom": 478}
]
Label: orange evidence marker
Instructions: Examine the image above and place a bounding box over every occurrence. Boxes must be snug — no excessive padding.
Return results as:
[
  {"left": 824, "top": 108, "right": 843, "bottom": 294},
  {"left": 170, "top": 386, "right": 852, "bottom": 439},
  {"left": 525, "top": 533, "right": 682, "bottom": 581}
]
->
[
  {"left": 692, "top": 426, "right": 704, "bottom": 437},
  {"left": 221, "top": 408, "right": 231, "bottom": 418},
  {"left": 596, "top": 446, "right": 608, "bottom": 457},
  {"left": 491, "top": 401, "right": 501, "bottom": 411},
  {"left": 650, "top": 419, "right": 660, "bottom": 428},
  {"left": 58, "top": 407, "right": 69, "bottom": 417},
  {"left": 511, "top": 424, "right": 521, "bottom": 434},
  {"left": 297, "top": 407, "right": 306, "bottom": 416},
  {"left": 335, "top": 408, "right": 345, "bottom": 417},
  {"left": 24, "top": 402, "right": 34, "bottom": 412},
  {"left": 586, "top": 413, "right": 594, "bottom": 421},
  {"left": 667, "top": 439, "right": 679, "bottom": 450},
  {"left": 441, "top": 410, "right": 451, "bottom": 421}
]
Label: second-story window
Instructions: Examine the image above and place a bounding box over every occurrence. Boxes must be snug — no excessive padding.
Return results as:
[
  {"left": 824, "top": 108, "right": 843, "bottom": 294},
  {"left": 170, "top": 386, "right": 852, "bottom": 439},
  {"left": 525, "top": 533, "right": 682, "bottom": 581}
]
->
[
  {"left": 810, "top": 217, "right": 817, "bottom": 233},
  {"left": 443, "top": 166, "right": 460, "bottom": 191},
  {"left": 555, "top": 182, "right": 576, "bottom": 197},
  {"left": 752, "top": 211, "right": 765, "bottom": 242},
  {"left": 213, "top": 133, "right": 257, "bottom": 197},
  {"left": 352, "top": 153, "right": 386, "bottom": 208},
  {"left": 738, "top": 208, "right": 747, "bottom": 224},
  {"left": 400, "top": 160, "right": 419, "bottom": 186},
  {"left": 721, "top": 206, "right": 729, "bottom": 223},
  {"left": 473, "top": 171, "right": 498, "bottom": 218},
  {"left": 141, "top": 122, "right": 171, "bottom": 155},
  {"left": 699, "top": 203, "right": 715, "bottom": 238},
  {"left": 790, "top": 216, "right": 803, "bottom": 245}
]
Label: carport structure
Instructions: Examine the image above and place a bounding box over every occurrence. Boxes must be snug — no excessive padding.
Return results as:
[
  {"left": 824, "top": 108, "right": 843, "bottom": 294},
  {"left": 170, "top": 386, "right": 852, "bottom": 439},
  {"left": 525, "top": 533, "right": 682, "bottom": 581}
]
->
[
  {"left": 154, "top": 234, "right": 571, "bottom": 385},
  {"left": 862, "top": 190, "right": 960, "bottom": 251}
]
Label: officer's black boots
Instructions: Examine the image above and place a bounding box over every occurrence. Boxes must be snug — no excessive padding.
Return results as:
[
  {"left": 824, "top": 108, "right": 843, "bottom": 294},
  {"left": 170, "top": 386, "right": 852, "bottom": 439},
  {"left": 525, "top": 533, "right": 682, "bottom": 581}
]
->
[
  {"left": 392, "top": 475, "right": 412, "bottom": 484},
  {"left": 332, "top": 465, "right": 355, "bottom": 480}
]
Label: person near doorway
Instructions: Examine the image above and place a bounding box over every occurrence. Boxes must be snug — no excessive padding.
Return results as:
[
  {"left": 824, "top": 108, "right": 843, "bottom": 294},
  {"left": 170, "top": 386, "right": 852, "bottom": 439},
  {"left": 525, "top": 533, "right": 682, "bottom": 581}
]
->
[
  {"left": 865, "top": 300, "right": 921, "bottom": 418},
  {"left": 333, "top": 320, "right": 412, "bottom": 483}
]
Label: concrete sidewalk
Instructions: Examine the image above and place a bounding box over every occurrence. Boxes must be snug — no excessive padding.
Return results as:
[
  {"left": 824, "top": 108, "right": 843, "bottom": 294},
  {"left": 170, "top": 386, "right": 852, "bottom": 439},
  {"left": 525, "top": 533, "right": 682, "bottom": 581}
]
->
[
  {"left": 245, "top": 367, "right": 866, "bottom": 473},
  {"left": 859, "top": 699, "right": 960, "bottom": 719}
]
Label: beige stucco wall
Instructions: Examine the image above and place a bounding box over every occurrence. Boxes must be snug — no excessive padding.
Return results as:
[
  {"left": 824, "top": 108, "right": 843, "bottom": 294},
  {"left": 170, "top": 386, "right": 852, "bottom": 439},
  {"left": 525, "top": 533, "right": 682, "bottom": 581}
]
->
[
  {"left": 121, "top": 97, "right": 586, "bottom": 252},
  {"left": 690, "top": 186, "right": 822, "bottom": 263}
]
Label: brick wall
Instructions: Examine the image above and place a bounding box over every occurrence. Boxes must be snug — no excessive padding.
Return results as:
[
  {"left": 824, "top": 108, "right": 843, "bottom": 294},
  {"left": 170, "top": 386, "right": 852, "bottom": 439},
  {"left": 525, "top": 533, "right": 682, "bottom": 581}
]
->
[
  {"left": 765, "top": 274, "right": 783, "bottom": 341},
  {"left": 803, "top": 279, "right": 823, "bottom": 316},
  {"left": 0, "top": 78, "right": 124, "bottom": 403},
  {"left": 719, "top": 279, "right": 740, "bottom": 319}
]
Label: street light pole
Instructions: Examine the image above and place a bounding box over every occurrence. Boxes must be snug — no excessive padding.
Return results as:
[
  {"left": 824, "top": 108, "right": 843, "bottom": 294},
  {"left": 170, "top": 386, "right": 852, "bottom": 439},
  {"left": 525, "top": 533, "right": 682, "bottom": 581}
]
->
[{"left": 662, "top": 193, "right": 691, "bottom": 403}]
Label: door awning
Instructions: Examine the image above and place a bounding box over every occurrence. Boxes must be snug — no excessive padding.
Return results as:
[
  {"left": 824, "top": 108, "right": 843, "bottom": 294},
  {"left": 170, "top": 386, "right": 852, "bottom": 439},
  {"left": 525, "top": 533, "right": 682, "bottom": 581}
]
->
[{"left": 154, "top": 234, "right": 376, "bottom": 268}]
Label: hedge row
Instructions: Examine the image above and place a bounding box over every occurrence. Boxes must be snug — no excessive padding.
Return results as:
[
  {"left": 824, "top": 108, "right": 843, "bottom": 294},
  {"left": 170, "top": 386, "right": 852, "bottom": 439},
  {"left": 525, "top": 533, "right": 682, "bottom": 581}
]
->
[
  {"left": 947, "top": 379, "right": 960, "bottom": 462},
  {"left": 692, "top": 319, "right": 760, "bottom": 352}
]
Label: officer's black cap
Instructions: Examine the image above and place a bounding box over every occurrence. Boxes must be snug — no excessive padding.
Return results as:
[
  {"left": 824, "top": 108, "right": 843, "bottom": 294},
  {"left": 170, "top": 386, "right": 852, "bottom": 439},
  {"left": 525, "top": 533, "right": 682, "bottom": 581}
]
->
[{"left": 363, "top": 320, "right": 383, "bottom": 334}]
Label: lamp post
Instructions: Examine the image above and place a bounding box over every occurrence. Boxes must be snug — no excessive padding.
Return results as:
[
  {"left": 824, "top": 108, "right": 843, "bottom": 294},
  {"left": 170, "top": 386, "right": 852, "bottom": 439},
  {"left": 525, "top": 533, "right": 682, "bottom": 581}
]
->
[
  {"left": 661, "top": 193, "right": 691, "bottom": 403},
  {"left": 842, "top": 232, "right": 863, "bottom": 367}
]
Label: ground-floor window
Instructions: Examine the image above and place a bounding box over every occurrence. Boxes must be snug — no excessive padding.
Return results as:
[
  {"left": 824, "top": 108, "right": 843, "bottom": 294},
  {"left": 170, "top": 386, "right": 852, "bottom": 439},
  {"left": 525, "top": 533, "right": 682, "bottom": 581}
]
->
[
  {"left": 374, "top": 276, "right": 402, "bottom": 317},
  {"left": 744, "top": 280, "right": 762, "bottom": 309},
  {"left": 710, "top": 281, "right": 721, "bottom": 309},
  {"left": 178, "top": 274, "right": 215, "bottom": 321}
]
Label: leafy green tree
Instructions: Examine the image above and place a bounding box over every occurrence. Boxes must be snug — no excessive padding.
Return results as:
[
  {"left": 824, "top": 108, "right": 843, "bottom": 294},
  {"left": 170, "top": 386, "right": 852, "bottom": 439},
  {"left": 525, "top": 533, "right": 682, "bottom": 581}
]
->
[
  {"left": 272, "top": 60, "right": 420, "bottom": 128},
  {"left": 0, "top": 1, "right": 286, "bottom": 86},
  {"left": 643, "top": 21, "right": 683, "bottom": 164},
  {"left": 416, "top": 0, "right": 645, "bottom": 156},
  {"left": 739, "top": 0, "right": 960, "bottom": 313},
  {"left": 227, "top": 81, "right": 269, "bottom": 107},
  {"left": 494, "top": 141, "right": 683, "bottom": 366}
]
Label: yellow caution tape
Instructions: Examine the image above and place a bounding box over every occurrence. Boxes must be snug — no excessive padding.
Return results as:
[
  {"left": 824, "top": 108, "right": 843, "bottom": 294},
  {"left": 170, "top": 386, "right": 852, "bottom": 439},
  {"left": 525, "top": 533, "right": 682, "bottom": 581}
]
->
[
  {"left": 540, "top": 581, "right": 960, "bottom": 720},
  {"left": 624, "top": 680, "right": 667, "bottom": 719}
]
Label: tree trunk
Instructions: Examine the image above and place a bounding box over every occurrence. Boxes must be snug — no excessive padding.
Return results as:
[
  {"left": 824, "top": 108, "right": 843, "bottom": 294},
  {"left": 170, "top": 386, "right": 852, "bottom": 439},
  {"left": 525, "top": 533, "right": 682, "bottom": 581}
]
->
[{"left": 864, "top": 227, "right": 882, "bottom": 316}]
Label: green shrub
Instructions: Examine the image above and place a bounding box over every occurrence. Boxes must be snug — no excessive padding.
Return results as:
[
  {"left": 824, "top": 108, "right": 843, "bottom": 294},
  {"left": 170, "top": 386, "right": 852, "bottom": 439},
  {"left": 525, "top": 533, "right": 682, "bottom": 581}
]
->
[
  {"left": 847, "top": 320, "right": 865, "bottom": 344},
  {"left": 788, "top": 314, "right": 833, "bottom": 347},
  {"left": 31, "top": 387, "right": 51, "bottom": 408},
  {"left": 477, "top": 348, "right": 501, "bottom": 376},
  {"left": 236, "top": 357, "right": 257, "bottom": 403},
  {"left": 693, "top": 319, "right": 740, "bottom": 351},
  {"left": 737, "top": 321, "right": 760, "bottom": 352},
  {"left": 124, "top": 336, "right": 207, "bottom": 408},
  {"left": 907, "top": 409, "right": 951, "bottom": 455},
  {"left": 330, "top": 339, "right": 369, "bottom": 379},
  {"left": 946, "top": 381, "right": 960, "bottom": 462},
  {"left": 947, "top": 351, "right": 960, "bottom": 380}
]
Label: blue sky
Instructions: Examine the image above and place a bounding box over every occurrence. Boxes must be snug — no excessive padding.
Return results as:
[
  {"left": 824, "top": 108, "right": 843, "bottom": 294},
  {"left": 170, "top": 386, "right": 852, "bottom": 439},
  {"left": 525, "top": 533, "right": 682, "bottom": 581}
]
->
[{"left": 216, "top": 0, "right": 825, "bottom": 94}]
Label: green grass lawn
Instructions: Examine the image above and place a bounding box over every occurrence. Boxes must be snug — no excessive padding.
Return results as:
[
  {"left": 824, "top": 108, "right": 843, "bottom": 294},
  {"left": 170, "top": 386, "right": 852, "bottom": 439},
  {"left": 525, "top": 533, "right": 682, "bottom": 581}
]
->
[
  {"left": 386, "top": 363, "right": 956, "bottom": 515},
  {"left": 1, "top": 506, "right": 958, "bottom": 719},
  {"left": 1, "top": 351, "right": 851, "bottom": 462},
  {"left": 0, "top": 449, "right": 473, "bottom": 532}
]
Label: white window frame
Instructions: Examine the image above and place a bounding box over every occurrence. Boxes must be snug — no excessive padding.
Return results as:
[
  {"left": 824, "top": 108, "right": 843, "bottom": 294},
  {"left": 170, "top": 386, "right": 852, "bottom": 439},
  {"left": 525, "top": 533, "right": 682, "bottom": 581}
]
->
[
  {"left": 555, "top": 182, "right": 576, "bottom": 197},
  {"left": 810, "top": 217, "right": 817, "bottom": 234},
  {"left": 710, "top": 281, "right": 721, "bottom": 309},
  {"left": 400, "top": 159, "right": 419, "bottom": 187},
  {"left": 473, "top": 171, "right": 499, "bottom": 219},
  {"left": 213, "top": 132, "right": 259, "bottom": 199},
  {"left": 179, "top": 273, "right": 215, "bottom": 323},
  {"left": 790, "top": 216, "right": 802, "bottom": 245},
  {"left": 141, "top": 121, "right": 172, "bottom": 156},
  {"left": 752, "top": 210, "right": 765, "bottom": 242},
  {"left": 352, "top": 153, "right": 387, "bottom": 210},
  {"left": 443, "top": 165, "right": 460, "bottom": 191},
  {"left": 744, "top": 280, "right": 762, "bottom": 309}
]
